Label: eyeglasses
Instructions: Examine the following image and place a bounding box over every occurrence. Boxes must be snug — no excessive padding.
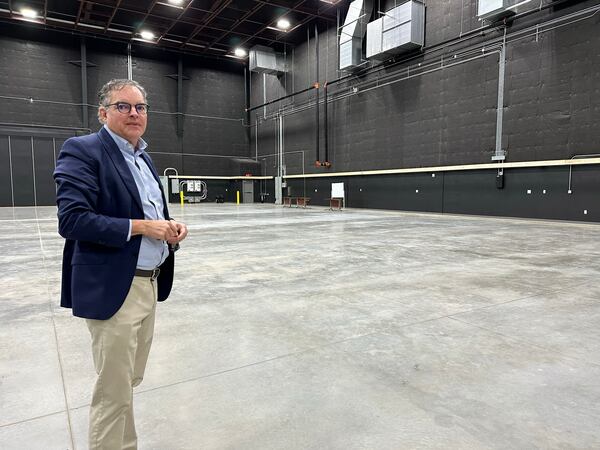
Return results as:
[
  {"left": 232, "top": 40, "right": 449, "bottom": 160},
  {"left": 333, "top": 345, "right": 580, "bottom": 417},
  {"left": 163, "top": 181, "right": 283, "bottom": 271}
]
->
[{"left": 105, "top": 102, "right": 149, "bottom": 115}]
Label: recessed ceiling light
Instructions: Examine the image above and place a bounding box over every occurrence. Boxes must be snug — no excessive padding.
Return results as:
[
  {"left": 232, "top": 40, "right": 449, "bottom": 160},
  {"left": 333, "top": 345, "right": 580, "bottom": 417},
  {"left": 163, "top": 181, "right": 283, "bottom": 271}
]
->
[
  {"left": 276, "top": 18, "right": 291, "bottom": 30},
  {"left": 234, "top": 48, "right": 247, "bottom": 58},
  {"left": 167, "top": 0, "right": 184, "bottom": 5},
  {"left": 140, "top": 30, "right": 155, "bottom": 40},
  {"left": 20, "top": 8, "right": 38, "bottom": 19}
]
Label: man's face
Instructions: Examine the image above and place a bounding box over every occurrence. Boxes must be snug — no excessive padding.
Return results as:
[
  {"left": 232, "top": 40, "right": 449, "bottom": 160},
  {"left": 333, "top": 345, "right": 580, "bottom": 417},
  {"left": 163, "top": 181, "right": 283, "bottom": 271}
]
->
[{"left": 99, "top": 85, "right": 147, "bottom": 146}]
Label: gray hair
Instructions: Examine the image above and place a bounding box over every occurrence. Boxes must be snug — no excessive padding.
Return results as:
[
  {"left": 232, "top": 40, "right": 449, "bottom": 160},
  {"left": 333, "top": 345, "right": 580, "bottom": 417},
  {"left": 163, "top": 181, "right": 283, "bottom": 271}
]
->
[{"left": 97, "top": 79, "right": 148, "bottom": 124}]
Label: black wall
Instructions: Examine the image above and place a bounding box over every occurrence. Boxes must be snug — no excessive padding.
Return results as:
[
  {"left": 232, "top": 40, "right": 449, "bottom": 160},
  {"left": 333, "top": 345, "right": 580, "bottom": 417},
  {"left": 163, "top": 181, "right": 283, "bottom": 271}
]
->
[
  {"left": 250, "top": 0, "right": 600, "bottom": 174},
  {"left": 0, "top": 24, "right": 249, "bottom": 206},
  {"left": 286, "top": 164, "right": 600, "bottom": 222}
]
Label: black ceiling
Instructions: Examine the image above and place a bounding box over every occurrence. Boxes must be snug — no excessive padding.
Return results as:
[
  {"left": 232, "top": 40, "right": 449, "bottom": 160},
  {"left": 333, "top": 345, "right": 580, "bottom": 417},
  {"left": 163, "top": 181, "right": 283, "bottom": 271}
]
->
[{"left": 0, "top": 0, "right": 346, "bottom": 59}]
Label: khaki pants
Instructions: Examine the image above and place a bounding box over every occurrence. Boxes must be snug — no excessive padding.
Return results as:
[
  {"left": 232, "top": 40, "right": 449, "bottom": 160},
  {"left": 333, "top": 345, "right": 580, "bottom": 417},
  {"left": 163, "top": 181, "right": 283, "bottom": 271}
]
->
[{"left": 86, "top": 276, "right": 157, "bottom": 450}]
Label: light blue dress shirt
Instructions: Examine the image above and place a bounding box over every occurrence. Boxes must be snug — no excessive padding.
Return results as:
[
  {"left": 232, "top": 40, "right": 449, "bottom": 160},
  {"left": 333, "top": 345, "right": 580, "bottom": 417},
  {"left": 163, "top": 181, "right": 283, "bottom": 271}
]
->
[{"left": 104, "top": 125, "right": 168, "bottom": 270}]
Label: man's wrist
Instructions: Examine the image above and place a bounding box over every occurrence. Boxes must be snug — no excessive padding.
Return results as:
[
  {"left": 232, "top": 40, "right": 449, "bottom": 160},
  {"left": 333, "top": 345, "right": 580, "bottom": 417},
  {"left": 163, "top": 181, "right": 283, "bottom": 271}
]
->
[{"left": 131, "top": 219, "right": 146, "bottom": 236}]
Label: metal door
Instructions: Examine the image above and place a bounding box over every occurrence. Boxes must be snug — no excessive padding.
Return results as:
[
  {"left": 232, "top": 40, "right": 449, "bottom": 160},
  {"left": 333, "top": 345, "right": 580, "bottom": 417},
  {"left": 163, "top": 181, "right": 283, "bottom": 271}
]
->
[{"left": 242, "top": 180, "right": 254, "bottom": 203}]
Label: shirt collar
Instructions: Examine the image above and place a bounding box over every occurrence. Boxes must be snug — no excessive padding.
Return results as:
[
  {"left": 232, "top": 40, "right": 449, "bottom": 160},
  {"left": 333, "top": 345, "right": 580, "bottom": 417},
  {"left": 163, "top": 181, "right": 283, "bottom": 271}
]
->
[{"left": 103, "top": 124, "right": 148, "bottom": 155}]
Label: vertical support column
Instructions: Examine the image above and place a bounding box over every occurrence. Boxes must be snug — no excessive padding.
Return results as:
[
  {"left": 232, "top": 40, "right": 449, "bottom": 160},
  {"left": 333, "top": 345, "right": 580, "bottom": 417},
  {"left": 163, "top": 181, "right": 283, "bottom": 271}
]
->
[
  {"left": 262, "top": 73, "right": 267, "bottom": 119},
  {"left": 31, "top": 137, "right": 37, "bottom": 207},
  {"left": 315, "top": 24, "right": 320, "bottom": 164},
  {"left": 275, "top": 113, "right": 283, "bottom": 205},
  {"left": 177, "top": 57, "right": 183, "bottom": 138},
  {"left": 324, "top": 82, "right": 328, "bottom": 163},
  {"left": 80, "top": 38, "right": 89, "bottom": 130},
  {"left": 244, "top": 66, "right": 251, "bottom": 151},
  {"left": 8, "top": 136, "right": 15, "bottom": 208},
  {"left": 494, "top": 43, "right": 506, "bottom": 161},
  {"left": 127, "top": 42, "right": 133, "bottom": 80},
  {"left": 255, "top": 114, "right": 259, "bottom": 161}
]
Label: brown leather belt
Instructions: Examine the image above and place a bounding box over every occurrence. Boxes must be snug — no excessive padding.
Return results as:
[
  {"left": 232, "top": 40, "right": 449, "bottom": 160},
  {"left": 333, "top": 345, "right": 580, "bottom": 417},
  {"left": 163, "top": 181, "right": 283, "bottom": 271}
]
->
[{"left": 135, "top": 268, "right": 160, "bottom": 281}]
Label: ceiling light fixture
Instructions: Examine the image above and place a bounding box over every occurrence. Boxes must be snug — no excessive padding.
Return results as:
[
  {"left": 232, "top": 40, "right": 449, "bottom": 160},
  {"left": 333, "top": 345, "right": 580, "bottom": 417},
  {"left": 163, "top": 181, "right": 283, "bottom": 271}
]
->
[
  {"left": 167, "top": 0, "right": 185, "bottom": 5},
  {"left": 234, "top": 48, "right": 247, "bottom": 58},
  {"left": 276, "top": 18, "right": 291, "bottom": 30},
  {"left": 20, "top": 8, "right": 38, "bottom": 19},
  {"left": 140, "top": 30, "right": 156, "bottom": 40}
]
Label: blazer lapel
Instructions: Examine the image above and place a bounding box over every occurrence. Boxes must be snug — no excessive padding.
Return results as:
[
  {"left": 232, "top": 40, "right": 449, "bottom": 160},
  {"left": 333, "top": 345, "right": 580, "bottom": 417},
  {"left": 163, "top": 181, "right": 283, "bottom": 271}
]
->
[{"left": 98, "top": 128, "right": 144, "bottom": 213}]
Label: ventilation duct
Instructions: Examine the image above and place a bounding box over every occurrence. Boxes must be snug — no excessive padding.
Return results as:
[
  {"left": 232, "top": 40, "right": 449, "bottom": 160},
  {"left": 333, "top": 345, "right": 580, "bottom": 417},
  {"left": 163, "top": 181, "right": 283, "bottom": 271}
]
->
[
  {"left": 477, "top": 0, "right": 517, "bottom": 21},
  {"left": 249, "top": 45, "right": 287, "bottom": 75},
  {"left": 366, "top": 1, "right": 425, "bottom": 60},
  {"left": 339, "top": 0, "right": 373, "bottom": 70}
]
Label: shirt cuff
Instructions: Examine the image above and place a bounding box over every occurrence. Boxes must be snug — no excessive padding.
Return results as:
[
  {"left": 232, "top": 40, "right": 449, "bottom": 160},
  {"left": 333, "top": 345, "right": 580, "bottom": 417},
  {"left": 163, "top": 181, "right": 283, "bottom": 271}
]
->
[{"left": 127, "top": 220, "right": 132, "bottom": 242}]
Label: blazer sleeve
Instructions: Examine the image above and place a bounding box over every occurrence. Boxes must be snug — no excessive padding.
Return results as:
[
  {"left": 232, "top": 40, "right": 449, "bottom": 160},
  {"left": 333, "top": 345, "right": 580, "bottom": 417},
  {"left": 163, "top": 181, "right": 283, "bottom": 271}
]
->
[{"left": 54, "top": 137, "right": 130, "bottom": 248}]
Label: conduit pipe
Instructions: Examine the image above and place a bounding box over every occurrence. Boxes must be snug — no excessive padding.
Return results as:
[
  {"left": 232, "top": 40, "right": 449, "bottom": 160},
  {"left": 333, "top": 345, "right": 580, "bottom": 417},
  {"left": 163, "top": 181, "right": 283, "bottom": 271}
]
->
[
  {"left": 324, "top": 81, "right": 329, "bottom": 166},
  {"left": 315, "top": 24, "right": 320, "bottom": 166}
]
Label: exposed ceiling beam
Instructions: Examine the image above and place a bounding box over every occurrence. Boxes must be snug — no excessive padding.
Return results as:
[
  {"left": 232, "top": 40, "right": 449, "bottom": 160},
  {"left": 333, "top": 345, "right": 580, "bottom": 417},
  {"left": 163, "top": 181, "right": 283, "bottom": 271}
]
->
[
  {"left": 235, "top": 0, "right": 307, "bottom": 49},
  {"left": 157, "top": 0, "right": 196, "bottom": 43},
  {"left": 70, "top": 1, "right": 252, "bottom": 28},
  {"left": 103, "top": 0, "right": 122, "bottom": 32},
  {"left": 254, "top": 0, "right": 336, "bottom": 22},
  {"left": 137, "top": 0, "right": 160, "bottom": 31},
  {"left": 75, "top": 0, "right": 85, "bottom": 27},
  {"left": 201, "top": 2, "right": 265, "bottom": 53},
  {"left": 267, "top": 1, "right": 338, "bottom": 46},
  {"left": 182, "top": 0, "right": 233, "bottom": 47}
]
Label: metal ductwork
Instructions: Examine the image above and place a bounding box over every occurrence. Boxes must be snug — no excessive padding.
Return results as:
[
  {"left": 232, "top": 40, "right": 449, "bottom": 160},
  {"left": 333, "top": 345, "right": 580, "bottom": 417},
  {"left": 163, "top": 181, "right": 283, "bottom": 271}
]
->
[
  {"left": 249, "top": 45, "right": 287, "bottom": 75},
  {"left": 366, "top": 1, "right": 425, "bottom": 60},
  {"left": 339, "top": 0, "right": 373, "bottom": 71},
  {"left": 477, "top": 0, "right": 517, "bottom": 21}
]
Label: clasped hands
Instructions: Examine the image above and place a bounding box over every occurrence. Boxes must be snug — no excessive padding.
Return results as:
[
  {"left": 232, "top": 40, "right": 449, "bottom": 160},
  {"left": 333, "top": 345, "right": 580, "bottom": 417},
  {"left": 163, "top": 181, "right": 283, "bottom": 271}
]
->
[{"left": 132, "top": 219, "right": 188, "bottom": 244}]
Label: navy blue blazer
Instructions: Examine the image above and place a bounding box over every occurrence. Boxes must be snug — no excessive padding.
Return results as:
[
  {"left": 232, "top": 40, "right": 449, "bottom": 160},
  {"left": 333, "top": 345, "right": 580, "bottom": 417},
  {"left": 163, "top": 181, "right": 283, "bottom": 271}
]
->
[{"left": 53, "top": 127, "right": 175, "bottom": 320}]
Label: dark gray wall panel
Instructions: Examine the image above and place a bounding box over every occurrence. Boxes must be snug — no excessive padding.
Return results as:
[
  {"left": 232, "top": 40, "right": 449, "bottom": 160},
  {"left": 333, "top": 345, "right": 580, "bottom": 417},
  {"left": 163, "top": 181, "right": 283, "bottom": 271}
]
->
[
  {"left": 287, "top": 164, "right": 600, "bottom": 222},
  {"left": 185, "top": 62, "right": 245, "bottom": 118},
  {"left": 350, "top": 173, "right": 444, "bottom": 212},
  {"left": 0, "top": 35, "right": 80, "bottom": 128},
  {"left": 10, "top": 136, "right": 35, "bottom": 206},
  {"left": 443, "top": 166, "right": 600, "bottom": 221},
  {"left": 0, "top": 136, "right": 12, "bottom": 207},
  {"left": 146, "top": 152, "right": 183, "bottom": 177},
  {"left": 181, "top": 155, "right": 231, "bottom": 177},
  {"left": 504, "top": 17, "right": 600, "bottom": 162},
  {"left": 86, "top": 41, "right": 129, "bottom": 96},
  {"left": 252, "top": 1, "right": 600, "bottom": 184},
  {"left": 0, "top": 28, "right": 249, "bottom": 182},
  {"left": 132, "top": 53, "right": 179, "bottom": 155},
  {"left": 181, "top": 116, "right": 247, "bottom": 158},
  {"left": 33, "top": 138, "right": 57, "bottom": 206}
]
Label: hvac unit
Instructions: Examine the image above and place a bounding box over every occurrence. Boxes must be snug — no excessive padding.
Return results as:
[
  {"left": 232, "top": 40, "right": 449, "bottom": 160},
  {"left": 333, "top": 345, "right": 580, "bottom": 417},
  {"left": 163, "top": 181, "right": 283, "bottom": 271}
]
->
[
  {"left": 339, "top": 0, "right": 373, "bottom": 70},
  {"left": 366, "top": 1, "right": 425, "bottom": 60},
  {"left": 477, "top": 0, "right": 516, "bottom": 21},
  {"left": 249, "top": 45, "right": 287, "bottom": 75}
]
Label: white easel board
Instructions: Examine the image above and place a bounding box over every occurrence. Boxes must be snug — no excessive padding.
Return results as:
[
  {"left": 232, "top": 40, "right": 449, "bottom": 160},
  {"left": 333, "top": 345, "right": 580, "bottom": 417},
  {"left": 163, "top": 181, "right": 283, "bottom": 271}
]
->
[{"left": 331, "top": 182, "right": 345, "bottom": 198}]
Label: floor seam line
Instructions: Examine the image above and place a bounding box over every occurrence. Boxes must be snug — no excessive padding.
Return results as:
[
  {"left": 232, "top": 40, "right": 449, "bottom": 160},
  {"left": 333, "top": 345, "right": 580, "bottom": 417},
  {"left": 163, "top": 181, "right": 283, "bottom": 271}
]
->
[
  {"left": 448, "top": 316, "right": 600, "bottom": 368},
  {"left": 0, "top": 410, "right": 68, "bottom": 429},
  {"left": 130, "top": 332, "right": 382, "bottom": 397},
  {"left": 35, "top": 209, "right": 77, "bottom": 450}
]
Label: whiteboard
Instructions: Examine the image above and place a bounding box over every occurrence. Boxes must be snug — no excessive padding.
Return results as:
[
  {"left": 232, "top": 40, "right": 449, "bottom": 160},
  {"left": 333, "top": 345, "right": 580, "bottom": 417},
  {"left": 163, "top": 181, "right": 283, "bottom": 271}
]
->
[{"left": 331, "top": 182, "right": 345, "bottom": 198}]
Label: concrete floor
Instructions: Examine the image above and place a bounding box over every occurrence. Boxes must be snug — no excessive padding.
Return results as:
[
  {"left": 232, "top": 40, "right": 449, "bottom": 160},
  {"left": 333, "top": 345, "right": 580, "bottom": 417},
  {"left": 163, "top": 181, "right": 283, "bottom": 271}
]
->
[{"left": 1, "top": 204, "right": 600, "bottom": 450}]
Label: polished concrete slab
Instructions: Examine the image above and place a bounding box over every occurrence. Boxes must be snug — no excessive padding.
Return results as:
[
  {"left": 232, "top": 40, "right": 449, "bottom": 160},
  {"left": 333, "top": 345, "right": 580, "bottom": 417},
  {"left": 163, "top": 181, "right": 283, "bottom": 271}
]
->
[{"left": 1, "top": 204, "right": 600, "bottom": 449}]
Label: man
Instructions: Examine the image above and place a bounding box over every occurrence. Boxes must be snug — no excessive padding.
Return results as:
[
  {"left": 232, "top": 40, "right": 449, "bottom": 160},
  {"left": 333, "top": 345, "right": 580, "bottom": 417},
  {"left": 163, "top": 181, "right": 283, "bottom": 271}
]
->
[{"left": 54, "top": 79, "right": 187, "bottom": 450}]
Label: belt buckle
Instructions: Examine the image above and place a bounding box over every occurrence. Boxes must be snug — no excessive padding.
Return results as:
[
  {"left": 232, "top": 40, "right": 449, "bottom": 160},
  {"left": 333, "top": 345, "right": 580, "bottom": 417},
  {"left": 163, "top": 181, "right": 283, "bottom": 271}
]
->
[{"left": 151, "top": 268, "right": 160, "bottom": 281}]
